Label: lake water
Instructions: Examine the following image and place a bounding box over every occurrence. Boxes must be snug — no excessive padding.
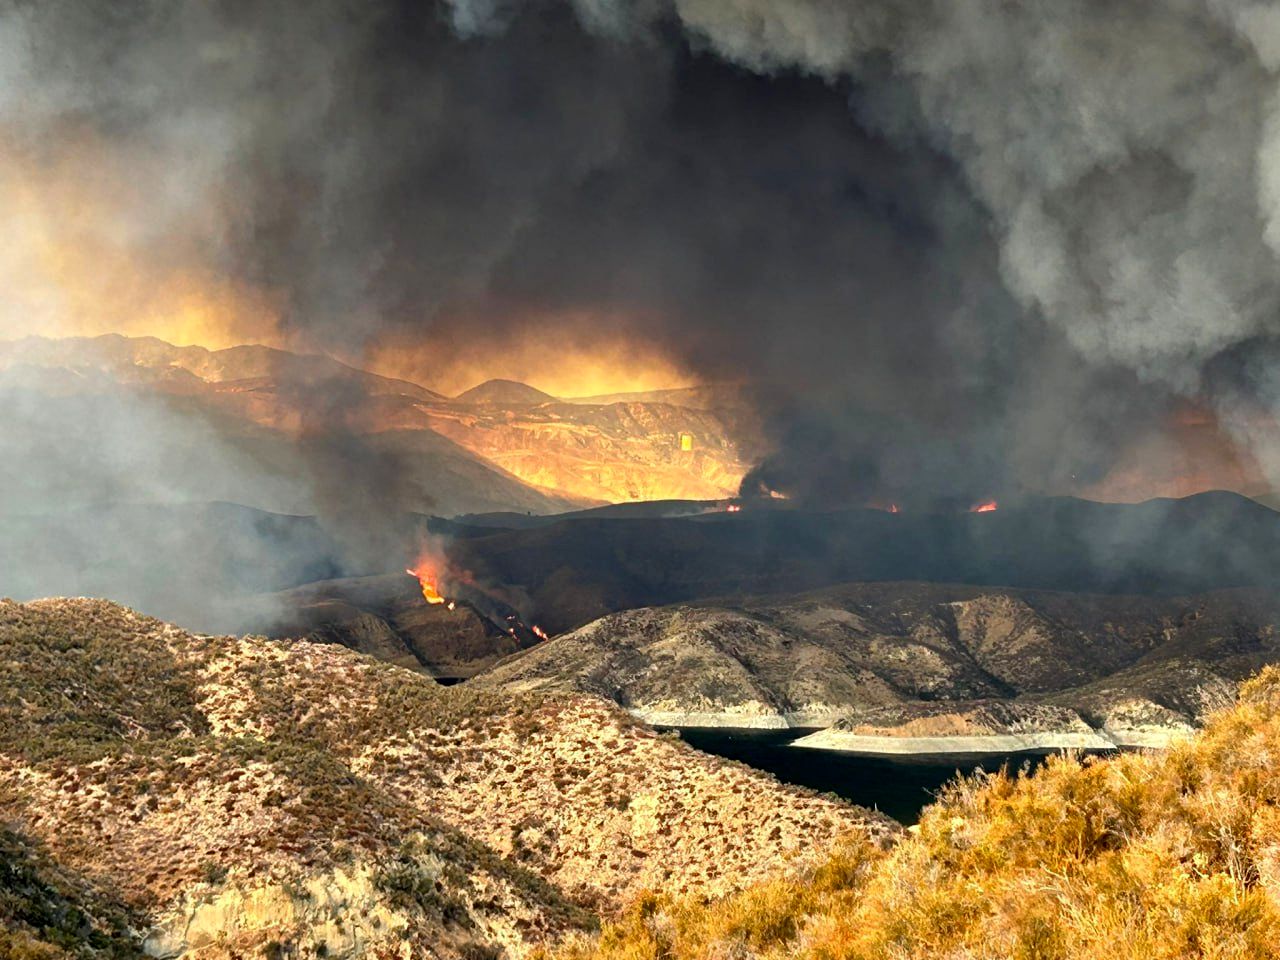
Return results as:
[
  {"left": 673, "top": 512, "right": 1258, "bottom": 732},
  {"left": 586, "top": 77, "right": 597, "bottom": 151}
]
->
[{"left": 674, "top": 727, "right": 1108, "bottom": 824}]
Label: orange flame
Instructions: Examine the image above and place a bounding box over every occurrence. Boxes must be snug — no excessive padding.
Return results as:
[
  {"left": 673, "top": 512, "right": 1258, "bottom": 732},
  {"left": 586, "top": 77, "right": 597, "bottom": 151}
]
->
[
  {"left": 725, "top": 503, "right": 742, "bottom": 513},
  {"left": 971, "top": 501, "right": 998, "bottom": 513},
  {"left": 532, "top": 625, "right": 549, "bottom": 640},
  {"left": 405, "top": 566, "right": 447, "bottom": 604}
]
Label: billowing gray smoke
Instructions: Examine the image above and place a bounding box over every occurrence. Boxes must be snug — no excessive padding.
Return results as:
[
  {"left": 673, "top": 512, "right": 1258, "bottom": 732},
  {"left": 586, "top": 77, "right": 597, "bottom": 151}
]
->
[
  {"left": 453, "top": 0, "right": 1280, "bottom": 504},
  {"left": 3, "top": 0, "right": 1280, "bottom": 515}
]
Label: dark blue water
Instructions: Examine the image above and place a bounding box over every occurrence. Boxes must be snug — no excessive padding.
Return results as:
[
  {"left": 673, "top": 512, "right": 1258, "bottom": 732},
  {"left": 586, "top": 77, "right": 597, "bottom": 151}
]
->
[{"left": 674, "top": 728, "right": 1106, "bottom": 825}]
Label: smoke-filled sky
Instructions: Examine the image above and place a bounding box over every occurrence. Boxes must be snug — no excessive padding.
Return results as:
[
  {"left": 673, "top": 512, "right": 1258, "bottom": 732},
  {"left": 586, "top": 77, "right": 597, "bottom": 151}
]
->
[{"left": 4, "top": 0, "right": 1280, "bottom": 506}]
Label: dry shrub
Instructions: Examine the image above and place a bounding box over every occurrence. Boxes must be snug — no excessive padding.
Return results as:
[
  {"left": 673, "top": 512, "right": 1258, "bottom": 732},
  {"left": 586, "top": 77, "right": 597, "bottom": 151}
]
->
[{"left": 562, "top": 667, "right": 1280, "bottom": 960}]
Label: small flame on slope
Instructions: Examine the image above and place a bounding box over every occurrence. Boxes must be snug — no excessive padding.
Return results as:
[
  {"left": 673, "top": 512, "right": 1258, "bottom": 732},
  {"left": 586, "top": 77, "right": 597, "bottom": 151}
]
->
[
  {"left": 971, "top": 501, "right": 998, "bottom": 513},
  {"left": 406, "top": 566, "right": 447, "bottom": 604}
]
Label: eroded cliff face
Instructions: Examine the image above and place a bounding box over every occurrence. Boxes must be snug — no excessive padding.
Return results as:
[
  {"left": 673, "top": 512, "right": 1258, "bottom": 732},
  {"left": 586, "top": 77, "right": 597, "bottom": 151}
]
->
[
  {"left": 473, "top": 582, "right": 1276, "bottom": 749},
  {"left": 0, "top": 598, "right": 891, "bottom": 958}
]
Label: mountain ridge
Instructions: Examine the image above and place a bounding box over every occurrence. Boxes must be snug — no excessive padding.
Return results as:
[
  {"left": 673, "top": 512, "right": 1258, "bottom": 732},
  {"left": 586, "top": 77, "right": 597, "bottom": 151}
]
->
[
  {"left": 472, "top": 580, "right": 1273, "bottom": 748},
  {"left": 454, "top": 379, "right": 558, "bottom": 406}
]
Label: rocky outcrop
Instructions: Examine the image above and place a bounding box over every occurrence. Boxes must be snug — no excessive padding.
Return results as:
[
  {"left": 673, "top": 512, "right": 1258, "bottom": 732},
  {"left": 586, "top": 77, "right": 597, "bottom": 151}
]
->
[
  {"left": 140, "top": 852, "right": 573, "bottom": 960},
  {"left": 142, "top": 865, "right": 418, "bottom": 959}
]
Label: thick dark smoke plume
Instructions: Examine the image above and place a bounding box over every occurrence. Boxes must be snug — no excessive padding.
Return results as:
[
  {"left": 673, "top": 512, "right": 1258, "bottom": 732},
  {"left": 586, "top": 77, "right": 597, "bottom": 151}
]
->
[{"left": 4, "top": 0, "right": 1280, "bottom": 513}]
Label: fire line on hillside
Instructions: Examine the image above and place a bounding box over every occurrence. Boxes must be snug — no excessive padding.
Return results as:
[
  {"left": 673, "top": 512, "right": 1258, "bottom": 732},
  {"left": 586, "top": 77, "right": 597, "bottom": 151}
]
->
[{"left": 405, "top": 563, "right": 550, "bottom": 646}]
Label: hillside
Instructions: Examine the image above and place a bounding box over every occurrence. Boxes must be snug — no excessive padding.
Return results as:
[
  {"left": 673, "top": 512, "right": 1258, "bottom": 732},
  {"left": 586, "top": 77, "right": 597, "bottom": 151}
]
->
[
  {"left": 454, "top": 379, "right": 558, "bottom": 406},
  {"left": 418, "top": 399, "right": 755, "bottom": 503},
  {"left": 558, "top": 667, "right": 1280, "bottom": 960},
  {"left": 473, "top": 581, "right": 1276, "bottom": 747},
  {"left": 0, "top": 599, "right": 891, "bottom": 958},
  {"left": 0, "top": 339, "right": 584, "bottom": 520},
  {"left": 562, "top": 384, "right": 755, "bottom": 412},
  {"left": 445, "top": 493, "right": 1280, "bottom": 634},
  {"left": 0, "top": 333, "right": 761, "bottom": 508},
  {"left": 260, "top": 572, "right": 542, "bottom": 679}
]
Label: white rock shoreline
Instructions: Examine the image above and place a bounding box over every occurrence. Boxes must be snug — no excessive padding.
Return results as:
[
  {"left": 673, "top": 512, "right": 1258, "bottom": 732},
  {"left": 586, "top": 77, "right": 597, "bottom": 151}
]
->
[
  {"left": 632, "top": 708, "right": 840, "bottom": 729},
  {"left": 633, "top": 708, "right": 1193, "bottom": 755},
  {"left": 791, "top": 727, "right": 1191, "bottom": 755},
  {"left": 790, "top": 729, "right": 1117, "bottom": 755}
]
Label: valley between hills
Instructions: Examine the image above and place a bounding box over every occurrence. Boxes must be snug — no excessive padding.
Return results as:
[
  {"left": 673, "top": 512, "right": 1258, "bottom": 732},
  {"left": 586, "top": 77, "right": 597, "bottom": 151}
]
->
[
  {"left": 11, "top": 335, "right": 1280, "bottom": 958},
  {"left": 14, "top": 4, "right": 1280, "bottom": 955},
  {"left": 11, "top": 596, "right": 1280, "bottom": 959}
]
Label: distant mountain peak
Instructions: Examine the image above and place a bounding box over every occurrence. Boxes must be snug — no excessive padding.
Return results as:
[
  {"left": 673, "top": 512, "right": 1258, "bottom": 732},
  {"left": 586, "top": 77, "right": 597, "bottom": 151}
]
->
[{"left": 453, "top": 378, "right": 557, "bottom": 405}]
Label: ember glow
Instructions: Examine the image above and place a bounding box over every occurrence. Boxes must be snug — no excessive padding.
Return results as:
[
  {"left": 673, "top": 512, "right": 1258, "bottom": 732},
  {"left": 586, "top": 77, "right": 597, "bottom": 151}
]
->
[
  {"left": 866, "top": 501, "right": 901, "bottom": 514},
  {"left": 971, "top": 501, "right": 998, "bottom": 513}
]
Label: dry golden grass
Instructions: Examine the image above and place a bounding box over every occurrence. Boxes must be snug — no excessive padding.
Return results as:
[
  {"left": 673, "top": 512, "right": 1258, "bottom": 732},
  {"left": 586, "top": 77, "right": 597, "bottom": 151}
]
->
[{"left": 557, "top": 667, "right": 1280, "bottom": 960}]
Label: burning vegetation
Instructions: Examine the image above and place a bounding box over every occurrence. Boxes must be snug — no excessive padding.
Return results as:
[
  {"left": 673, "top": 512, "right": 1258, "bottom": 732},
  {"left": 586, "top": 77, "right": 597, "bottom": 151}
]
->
[
  {"left": 406, "top": 550, "right": 552, "bottom": 646},
  {"left": 406, "top": 565, "right": 446, "bottom": 605}
]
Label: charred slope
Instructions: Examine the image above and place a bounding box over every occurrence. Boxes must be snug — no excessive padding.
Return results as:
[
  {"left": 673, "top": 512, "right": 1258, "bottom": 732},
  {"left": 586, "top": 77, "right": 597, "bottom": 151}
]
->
[
  {"left": 261, "top": 572, "right": 544, "bottom": 678},
  {"left": 446, "top": 492, "right": 1280, "bottom": 633},
  {"left": 473, "top": 581, "right": 1275, "bottom": 743},
  {"left": 0, "top": 599, "right": 890, "bottom": 958}
]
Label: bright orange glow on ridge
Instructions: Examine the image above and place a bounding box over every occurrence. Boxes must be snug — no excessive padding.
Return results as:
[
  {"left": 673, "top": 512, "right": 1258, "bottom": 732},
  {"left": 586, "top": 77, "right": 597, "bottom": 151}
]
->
[{"left": 362, "top": 314, "right": 699, "bottom": 399}]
